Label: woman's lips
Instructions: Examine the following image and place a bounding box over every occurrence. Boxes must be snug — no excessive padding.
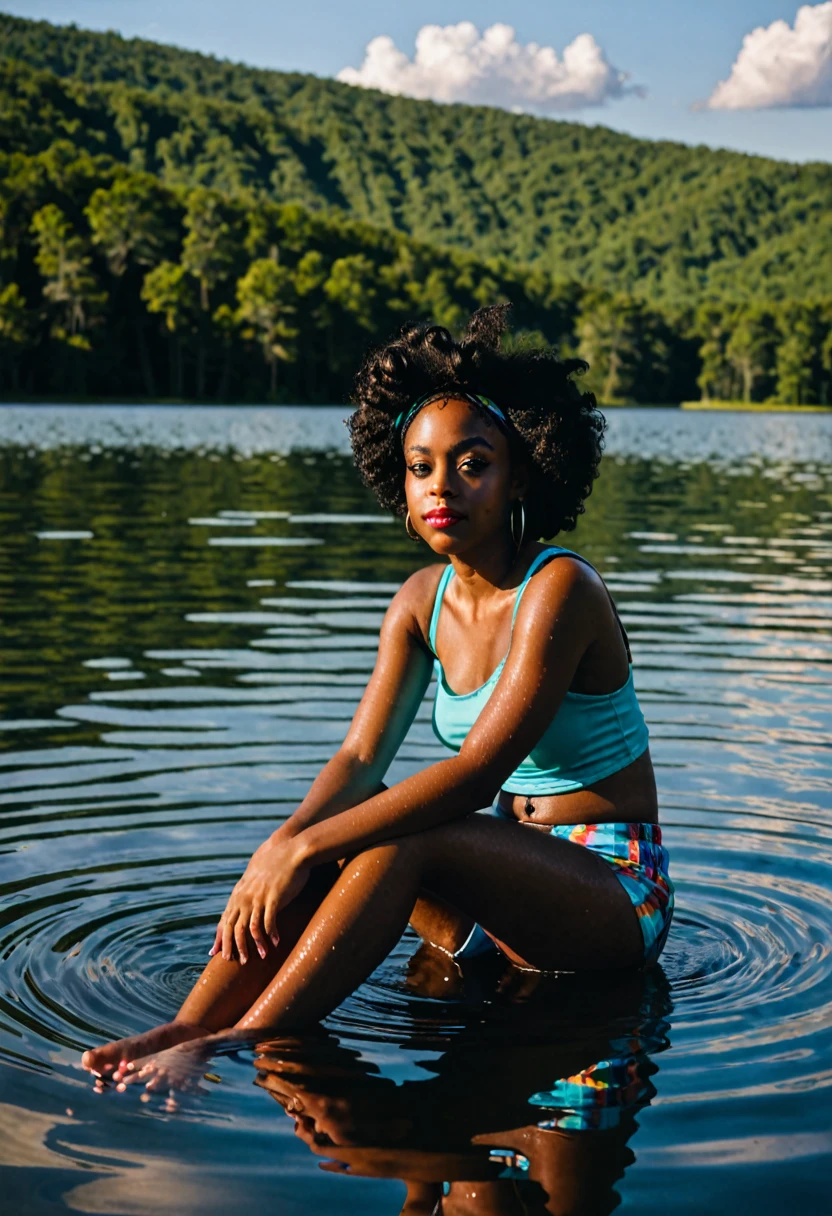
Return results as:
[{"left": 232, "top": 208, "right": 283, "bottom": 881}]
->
[{"left": 423, "top": 510, "right": 464, "bottom": 529}]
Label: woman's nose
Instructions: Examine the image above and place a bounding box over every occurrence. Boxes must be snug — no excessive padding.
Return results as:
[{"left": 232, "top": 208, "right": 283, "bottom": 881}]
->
[{"left": 428, "top": 463, "right": 455, "bottom": 497}]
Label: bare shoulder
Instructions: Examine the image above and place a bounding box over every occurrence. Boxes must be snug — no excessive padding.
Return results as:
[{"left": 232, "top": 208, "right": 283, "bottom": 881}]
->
[
  {"left": 383, "top": 563, "right": 447, "bottom": 646},
  {"left": 515, "top": 550, "right": 608, "bottom": 627}
]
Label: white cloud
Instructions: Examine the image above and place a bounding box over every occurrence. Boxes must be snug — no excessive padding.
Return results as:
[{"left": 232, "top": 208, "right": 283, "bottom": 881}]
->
[
  {"left": 708, "top": 2, "right": 832, "bottom": 109},
  {"left": 337, "top": 22, "right": 643, "bottom": 113}
]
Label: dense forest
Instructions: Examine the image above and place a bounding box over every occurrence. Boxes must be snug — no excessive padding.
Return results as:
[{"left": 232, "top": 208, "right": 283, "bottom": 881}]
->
[{"left": 1, "top": 13, "right": 830, "bottom": 404}]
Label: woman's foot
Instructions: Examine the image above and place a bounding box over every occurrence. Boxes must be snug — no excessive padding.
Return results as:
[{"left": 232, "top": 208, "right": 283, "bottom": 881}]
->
[
  {"left": 116, "top": 1034, "right": 221, "bottom": 1095},
  {"left": 81, "top": 1020, "right": 210, "bottom": 1080}
]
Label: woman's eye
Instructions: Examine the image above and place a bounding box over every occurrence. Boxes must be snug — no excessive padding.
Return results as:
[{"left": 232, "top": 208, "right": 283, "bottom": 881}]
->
[
  {"left": 461, "top": 458, "right": 487, "bottom": 474},
  {"left": 408, "top": 463, "right": 431, "bottom": 477}
]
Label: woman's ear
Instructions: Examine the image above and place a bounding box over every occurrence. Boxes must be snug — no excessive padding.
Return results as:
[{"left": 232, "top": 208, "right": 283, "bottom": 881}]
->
[{"left": 510, "top": 463, "right": 530, "bottom": 502}]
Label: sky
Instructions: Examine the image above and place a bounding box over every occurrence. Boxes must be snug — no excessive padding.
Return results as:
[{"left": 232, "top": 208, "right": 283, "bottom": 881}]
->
[{"left": 4, "top": 0, "right": 831, "bottom": 162}]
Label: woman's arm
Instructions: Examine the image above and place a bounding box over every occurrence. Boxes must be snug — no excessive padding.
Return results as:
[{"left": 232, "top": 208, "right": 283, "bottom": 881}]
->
[
  {"left": 210, "top": 567, "right": 439, "bottom": 960},
  {"left": 293, "top": 557, "right": 600, "bottom": 869},
  {"left": 274, "top": 571, "right": 439, "bottom": 839}
]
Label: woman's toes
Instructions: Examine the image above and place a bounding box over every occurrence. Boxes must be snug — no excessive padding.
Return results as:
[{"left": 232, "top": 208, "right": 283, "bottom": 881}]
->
[
  {"left": 81, "top": 1048, "right": 108, "bottom": 1074},
  {"left": 82, "top": 1041, "right": 133, "bottom": 1077},
  {"left": 120, "top": 1066, "right": 147, "bottom": 1090}
]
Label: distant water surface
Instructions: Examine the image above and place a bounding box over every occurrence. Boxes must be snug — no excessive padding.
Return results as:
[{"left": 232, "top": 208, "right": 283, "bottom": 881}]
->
[{"left": 0, "top": 406, "right": 830, "bottom": 1214}]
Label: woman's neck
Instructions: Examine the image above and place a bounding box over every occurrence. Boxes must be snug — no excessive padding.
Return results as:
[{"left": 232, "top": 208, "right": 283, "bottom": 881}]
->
[{"left": 448, "top": 539, "right": 544, "bottom": 605}]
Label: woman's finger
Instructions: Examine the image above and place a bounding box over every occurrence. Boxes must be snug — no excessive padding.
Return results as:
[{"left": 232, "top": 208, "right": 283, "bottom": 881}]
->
[
  {"left": 209, "top": 913, "right": 226, "bottom": 957},
  {"left": 234, "top": 916, "right": 249, "bottom": 965},
  {"left": 221, "top": 910, "right": 238, "bottom": 962},
  {"left": 264, "top": 895, "right": 279, "bottom": 947},
  {"left": 249, "top": 905, "right": 268, "bottom": 959}
]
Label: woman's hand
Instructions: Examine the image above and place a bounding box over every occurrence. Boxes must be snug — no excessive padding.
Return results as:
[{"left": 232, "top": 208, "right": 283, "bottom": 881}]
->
[{"left": 209, "top": 832, "right": 310, "bottom": 964}]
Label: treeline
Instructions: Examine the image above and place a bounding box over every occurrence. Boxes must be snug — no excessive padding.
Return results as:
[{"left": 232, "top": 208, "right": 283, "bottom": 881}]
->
[
  {"left": 2, "top": 15, "right": 831, "bottom": 305},
  {"left": 0, "top": 147, "right": 580, "bottom": 400},
  {"left": 3, "top": 147, "right": 831, "bottom": 404}
]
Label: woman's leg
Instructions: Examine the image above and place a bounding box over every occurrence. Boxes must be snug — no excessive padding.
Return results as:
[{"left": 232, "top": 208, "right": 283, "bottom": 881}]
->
[
  {"left": 166, "top": 871, "right": 472, "bottom": 1026},
  {"left": 174, "top": 864, "right": 340, "bottom": 1030},
  {"left": 82, "top": 862, "right": 469, "bottom": 1077},
  {"left": 110, "top": 815, "right": 644, "bottom": 1092},
  {"left": 231, "top": 813, "right": 643, "bottom": 1034},
  {"left": 81, "top": 864, "right": 340, "bottom": 1077},
  {"left": 378, "top": 780, "right": 478, "bottom": 957},
  {"left": 408, "top": 889, "right": 476, "bottom": 956}
]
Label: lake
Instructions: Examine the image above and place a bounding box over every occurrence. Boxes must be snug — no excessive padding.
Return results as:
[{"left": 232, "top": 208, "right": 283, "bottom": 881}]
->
[{"left": 1, "top": 406, "right": 830, "bottom": 1214}]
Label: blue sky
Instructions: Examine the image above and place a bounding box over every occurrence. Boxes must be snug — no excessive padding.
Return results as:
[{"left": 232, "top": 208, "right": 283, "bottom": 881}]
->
[{"left": 4, "top": 1, "right": 831, "bottom": 162}]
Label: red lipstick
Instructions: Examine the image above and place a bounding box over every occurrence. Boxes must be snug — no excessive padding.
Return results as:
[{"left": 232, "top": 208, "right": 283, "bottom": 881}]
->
[{"left": 423, "top": 508, "right": 464, "bottom": 529}]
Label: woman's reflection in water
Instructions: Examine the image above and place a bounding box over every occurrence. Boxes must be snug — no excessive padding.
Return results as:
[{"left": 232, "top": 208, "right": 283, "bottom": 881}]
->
[{"left": 252, "top": 946, "right": 672, "bottom": 1216}]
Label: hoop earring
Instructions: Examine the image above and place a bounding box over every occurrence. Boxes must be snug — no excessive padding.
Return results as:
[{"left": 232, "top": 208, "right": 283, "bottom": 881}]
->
[
  {"left": 405, "top": 510, "right": 420, "bottom": 542},
  {"left": 511, "top": 500, "right": 526, "bottom": 551}
]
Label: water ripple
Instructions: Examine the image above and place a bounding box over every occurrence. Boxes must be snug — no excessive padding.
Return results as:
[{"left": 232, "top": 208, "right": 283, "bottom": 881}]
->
[{"left": 0, "top": 409, "right": 830, "bottom": 1210}]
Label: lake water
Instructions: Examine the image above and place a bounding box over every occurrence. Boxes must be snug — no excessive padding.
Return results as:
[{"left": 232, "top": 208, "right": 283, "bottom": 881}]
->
[{"left": 1, "top": 406, "right": 830, "bottom": 1214}]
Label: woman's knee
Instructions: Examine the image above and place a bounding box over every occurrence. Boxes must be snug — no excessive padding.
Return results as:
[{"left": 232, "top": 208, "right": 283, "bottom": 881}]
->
[{"left": 347, "top": 833, "right": 427, "bottom": 873}]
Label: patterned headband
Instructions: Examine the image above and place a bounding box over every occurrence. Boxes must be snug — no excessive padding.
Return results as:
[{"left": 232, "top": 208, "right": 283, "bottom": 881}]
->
[{"left": 394, "top": 390, "right": 509, "bottom": 439}]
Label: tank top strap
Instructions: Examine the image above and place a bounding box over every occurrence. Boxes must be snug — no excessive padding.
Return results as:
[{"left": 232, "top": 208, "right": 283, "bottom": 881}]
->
[
  {"left": 510, "top": 546, "right": 570, "bottom": 624},
  {"left": 428, "top": 564, "right": 455, "bottom": 654},
  {"left": 510, "top": 546, "right": 633, "bottom": 663}
]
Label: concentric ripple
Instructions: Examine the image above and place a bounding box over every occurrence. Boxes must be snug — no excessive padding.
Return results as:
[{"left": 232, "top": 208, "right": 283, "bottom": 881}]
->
[{"left": 0, "top": 407, "right": 831, "bottom": 1213}]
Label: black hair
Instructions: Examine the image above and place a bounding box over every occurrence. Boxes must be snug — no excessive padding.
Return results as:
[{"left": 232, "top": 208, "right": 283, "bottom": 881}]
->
[{"left": 346, "top": 304, "right": 605, "bottom": 539}]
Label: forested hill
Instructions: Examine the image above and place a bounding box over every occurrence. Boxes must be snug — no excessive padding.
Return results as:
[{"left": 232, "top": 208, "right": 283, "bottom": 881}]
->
[
  {"left": 1, "top": 13, "right": 831, "bottom": 407},
  {"left": 2, "top": 12, "right": 831, "bottom": 305}
]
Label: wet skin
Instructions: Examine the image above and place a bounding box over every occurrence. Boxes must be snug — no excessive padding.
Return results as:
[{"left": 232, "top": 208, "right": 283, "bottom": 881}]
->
[{"left": 82, "top": 396, "right": 660, "bottom": 1089}]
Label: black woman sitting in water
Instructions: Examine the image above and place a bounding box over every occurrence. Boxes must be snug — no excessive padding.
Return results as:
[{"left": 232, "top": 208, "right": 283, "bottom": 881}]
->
[{"left": 81, "top": 304, "right": 675, "bottom": 1094}]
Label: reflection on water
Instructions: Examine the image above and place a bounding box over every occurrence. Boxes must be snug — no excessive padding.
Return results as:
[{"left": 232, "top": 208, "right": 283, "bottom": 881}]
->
[
  {"left": 0, "top": 407, "right": 830, "bottom": 1214},
  {"left": 251, "top": 962, "right": 671, "bottom": 1216}
]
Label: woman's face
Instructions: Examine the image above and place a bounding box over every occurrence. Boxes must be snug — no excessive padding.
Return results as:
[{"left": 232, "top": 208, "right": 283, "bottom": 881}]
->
[{"left": 402, "top": 397, "right": 523, "bottom": 555}]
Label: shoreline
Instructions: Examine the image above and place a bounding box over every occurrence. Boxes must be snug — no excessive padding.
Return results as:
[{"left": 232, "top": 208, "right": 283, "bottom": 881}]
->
[
  {"left": 680, "top": 400, "right": 831, "bottom": 414},
  {"left": 2, "top": 398, "right": 830, "bottom": 414}
]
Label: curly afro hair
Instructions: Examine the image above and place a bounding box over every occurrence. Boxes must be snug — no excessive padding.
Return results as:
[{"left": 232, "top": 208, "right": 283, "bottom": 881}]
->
[{"left": 346, "top": 304, "right": 606, "bottom": 540}]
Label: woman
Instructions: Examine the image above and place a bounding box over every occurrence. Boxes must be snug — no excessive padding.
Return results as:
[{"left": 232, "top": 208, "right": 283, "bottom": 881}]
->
[{"left": 81, "top": 306, "right": 674, "bottom": 1093}]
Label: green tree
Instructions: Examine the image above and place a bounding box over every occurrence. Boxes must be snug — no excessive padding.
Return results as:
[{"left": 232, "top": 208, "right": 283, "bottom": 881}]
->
[
  {"left": 0, "top": 282, "right": 34, "bottom": 390},
  {"left": 321, "top": 253, "right": 380, "bottom": 380},
  {"left": 771, "top": 304, "right": 823, "bottom": 405},
  {"left": 576, "top": 292, "right": 664, "bottom": 404},
  {"left": 292, "top": 249, "right": 332, "bottom": 399},
  {"left": 696, "top": 305, "right": 734, "bottom": 401},
  {"left": 323, "top": 254, "right": 378, "bottom": 328},
  {"left": 85, "top": 175, "right": 169, "bottom": 275},
  {"left": 86, "top": 174, "right": 172, "bottom": 394},
  {"left": 181, "top": 188, "right": 238, "bottom": 395},
  {"left": 820, "top": 305, "right": 832, "bottom": 406},
  {"left": 141, "top": 260, "right": 198, "bottom": 396},
  {"left": 30, "top": 203, "right": 106, "bottom": 390},
  {"left": 181, "top": 188, "right": 236, "bottom": 311},
  {"left": 212, "top": 301, "right": 237, "bottom": 400},
  {"left": 725, "top": 305, "right": 777, "bottom": 403},
  {"left": 235, "top": 257, "right": 297, "bottom": 398},
  {"left": 412, "top": 266, "right": 467, "bottom": 331}
]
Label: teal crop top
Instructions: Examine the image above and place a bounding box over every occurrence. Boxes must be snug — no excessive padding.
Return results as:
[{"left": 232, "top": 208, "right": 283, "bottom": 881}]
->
[{"left": 429, "top": 547, "right": 649, "bottom": 795}]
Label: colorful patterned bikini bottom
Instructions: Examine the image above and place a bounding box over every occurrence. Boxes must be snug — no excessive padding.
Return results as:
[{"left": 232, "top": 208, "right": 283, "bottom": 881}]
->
[{"left": 455, "top": 816, "right": 675, "bottom": 968}]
